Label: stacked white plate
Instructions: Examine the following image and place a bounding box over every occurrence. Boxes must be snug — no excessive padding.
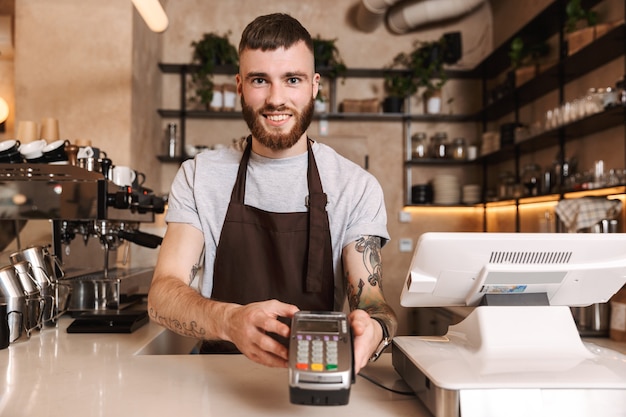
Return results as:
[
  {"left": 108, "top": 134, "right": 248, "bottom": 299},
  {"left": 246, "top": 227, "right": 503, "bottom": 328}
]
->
[
  {"left": 432, "top": 175, "right": 460, "bottom": 205},
  {"left": 462, "top": 184, "right": 481, "bottom": 204}
]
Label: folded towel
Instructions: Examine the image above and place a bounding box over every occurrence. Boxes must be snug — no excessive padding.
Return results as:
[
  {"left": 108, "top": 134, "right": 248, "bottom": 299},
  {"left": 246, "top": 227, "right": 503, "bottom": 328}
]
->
[{"left": 555, "top": 197, "right": 622, "bottom": 232}]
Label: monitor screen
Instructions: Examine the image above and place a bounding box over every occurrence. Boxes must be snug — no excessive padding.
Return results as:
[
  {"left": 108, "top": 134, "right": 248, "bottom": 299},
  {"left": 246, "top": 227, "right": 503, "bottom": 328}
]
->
[{"left": 400, "top": 232, "right": 626, "bottom": 308}]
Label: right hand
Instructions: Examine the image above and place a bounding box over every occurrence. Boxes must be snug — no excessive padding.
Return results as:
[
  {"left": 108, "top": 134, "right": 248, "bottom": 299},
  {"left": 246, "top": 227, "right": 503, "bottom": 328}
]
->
[{"left": 223, "top": 299, "right": 299, "bottom": 368}]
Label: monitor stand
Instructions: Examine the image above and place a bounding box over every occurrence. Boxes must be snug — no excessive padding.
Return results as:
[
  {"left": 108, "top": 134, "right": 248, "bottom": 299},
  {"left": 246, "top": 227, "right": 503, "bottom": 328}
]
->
[{"left": 392, "top": 305, "right": 626, "bottom": 417}]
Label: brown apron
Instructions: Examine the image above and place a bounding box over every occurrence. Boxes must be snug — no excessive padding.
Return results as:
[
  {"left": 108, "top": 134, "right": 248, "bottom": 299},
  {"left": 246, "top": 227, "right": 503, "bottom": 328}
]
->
[{"left": 200, "top": 137, "right": 334, "bottom": 353}]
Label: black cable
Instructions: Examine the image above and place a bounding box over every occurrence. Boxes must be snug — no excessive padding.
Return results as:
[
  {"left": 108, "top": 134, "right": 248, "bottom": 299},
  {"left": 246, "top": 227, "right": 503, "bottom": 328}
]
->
[{"left": 358, "top": 372, "right": 415, "bottom": 396}]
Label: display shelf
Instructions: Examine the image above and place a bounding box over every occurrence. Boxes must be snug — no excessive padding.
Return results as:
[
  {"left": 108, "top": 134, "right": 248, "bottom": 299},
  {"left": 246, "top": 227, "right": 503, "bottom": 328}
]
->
[
  {"left": 474, "top": 0, "right": 625, "bottom": 232},
  {"left": 482, "top": 22, "right": 625, "bottom": 121},
  {"left": 480, "top": 105, "right": 626, "bottom": 165}
]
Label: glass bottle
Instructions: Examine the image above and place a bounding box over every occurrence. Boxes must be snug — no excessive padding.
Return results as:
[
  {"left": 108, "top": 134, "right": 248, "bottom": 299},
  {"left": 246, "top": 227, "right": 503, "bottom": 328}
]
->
[
  {"left": 522, "top": 163, "right": 542, "bottom": 196},
  {"left": 166, "top": 123, "right": 177, "bottom": 158},
  {"left": 411, "top": 132, "right": 428, "bottom": 159}
]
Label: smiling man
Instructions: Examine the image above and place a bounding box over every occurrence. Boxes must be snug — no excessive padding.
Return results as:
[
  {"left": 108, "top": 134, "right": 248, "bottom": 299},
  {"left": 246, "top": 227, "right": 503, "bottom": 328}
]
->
[{"left": 148, "top": 13, "right": 397, "bottom": 374}]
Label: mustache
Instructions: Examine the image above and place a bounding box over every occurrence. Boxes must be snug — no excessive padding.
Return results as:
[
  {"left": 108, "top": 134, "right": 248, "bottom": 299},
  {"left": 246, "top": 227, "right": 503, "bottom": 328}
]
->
[{"left": 260, "top": 104, "right": 290, "bottom": 113}]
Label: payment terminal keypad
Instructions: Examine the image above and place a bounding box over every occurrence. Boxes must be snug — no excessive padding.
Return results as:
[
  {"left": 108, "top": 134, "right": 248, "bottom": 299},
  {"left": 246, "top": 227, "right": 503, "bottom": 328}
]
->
[{"left": 295, "top": 334, "right": 340, "bottom": 371}]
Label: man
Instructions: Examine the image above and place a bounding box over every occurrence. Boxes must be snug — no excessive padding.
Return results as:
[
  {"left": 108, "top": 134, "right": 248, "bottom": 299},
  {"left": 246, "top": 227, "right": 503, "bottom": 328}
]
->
[{"left": 148, "top": 13, "right": 397, "bottom": 374}]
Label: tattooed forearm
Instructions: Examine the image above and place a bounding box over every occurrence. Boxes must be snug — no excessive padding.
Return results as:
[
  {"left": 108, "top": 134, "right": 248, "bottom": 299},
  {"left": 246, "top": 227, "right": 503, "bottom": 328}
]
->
[
  {"left": 347, "top": 279, "right": 365, "bottom": 311},
  {"left": 354, "top": 236, "right": 383, "bottom": 288},
  {"left": 148, "top": 307, "right": 207, "bottom": 339}
]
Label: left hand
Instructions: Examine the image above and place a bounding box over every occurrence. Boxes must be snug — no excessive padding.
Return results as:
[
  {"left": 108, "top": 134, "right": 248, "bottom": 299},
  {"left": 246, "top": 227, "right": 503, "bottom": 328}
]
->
[{"left": 349, "top": 309, "right": 382, "bottom": 374}]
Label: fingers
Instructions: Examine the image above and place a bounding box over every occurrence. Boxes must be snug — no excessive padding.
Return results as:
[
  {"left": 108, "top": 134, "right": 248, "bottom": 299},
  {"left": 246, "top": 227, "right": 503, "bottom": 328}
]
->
[
  {"left": 227, "top": 300, "right": 299, "bottom": 368},
  {"left": 348, "top": 310, "right": 380, "bottom": 374}
]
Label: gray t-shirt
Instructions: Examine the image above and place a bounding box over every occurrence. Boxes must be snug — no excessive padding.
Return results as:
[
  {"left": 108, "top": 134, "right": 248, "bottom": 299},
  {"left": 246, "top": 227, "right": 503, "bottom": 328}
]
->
[{"left": 165, "top": 140, "right": 389, "bottom": 310}]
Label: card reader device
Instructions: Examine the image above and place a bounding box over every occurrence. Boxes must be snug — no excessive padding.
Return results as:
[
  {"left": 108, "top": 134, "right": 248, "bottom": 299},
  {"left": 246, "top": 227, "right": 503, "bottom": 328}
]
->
[{"left": 288, "top": 311, "right": 354, "bottom": 405}]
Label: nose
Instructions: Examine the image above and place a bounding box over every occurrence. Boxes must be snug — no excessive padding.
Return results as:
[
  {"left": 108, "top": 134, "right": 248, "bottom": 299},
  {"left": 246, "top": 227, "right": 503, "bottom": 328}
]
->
[{"left": 266, "top": 83, "right": 287, "bottom": 108}]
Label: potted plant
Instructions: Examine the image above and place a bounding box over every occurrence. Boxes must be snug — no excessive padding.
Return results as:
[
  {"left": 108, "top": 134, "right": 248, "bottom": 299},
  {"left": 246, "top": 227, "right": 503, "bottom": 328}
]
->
[
  {"left": 190, "top": 31, "right": 239, "bottom": 108},
  {"left": 382, "top": 58, "right": 417, "bottom": 113},
  {"left": 411, "top": 40, "right": 447, "bottom": 114},
  {"left": 565, "top": 0, "right": 598, "bottom": 34},
  {"left": 313, "top": 36, "right": 347, "bottom": 81},
  {"left": 385, "top": 33, "right": 461, "bottom": 114},
  {"left": 508, "top": 36, "right": 550, "bottom": 87},
  {"left": 563, "top": 0, "right": 612, "bottom": 56}
]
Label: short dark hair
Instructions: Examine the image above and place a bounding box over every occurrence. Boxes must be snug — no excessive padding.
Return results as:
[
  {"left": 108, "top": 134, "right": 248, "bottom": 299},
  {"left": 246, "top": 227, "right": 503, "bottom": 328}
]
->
[{"left": 239, "top": 13, "right": 313, "bottom": 55}]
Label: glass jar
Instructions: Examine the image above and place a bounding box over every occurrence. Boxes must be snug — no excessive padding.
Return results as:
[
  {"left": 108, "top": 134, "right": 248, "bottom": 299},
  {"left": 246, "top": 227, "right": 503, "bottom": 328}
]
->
[
  {"left": 410, "top": 132, "right": 428, "bottom": 159},
  {"left": 498, "top": 171, "right": 516, "bottom": 199},
  {"left": 451, "top": 137, "right": 466, "bottom": 160},
  {"left": 522, "top": 163, "right": 542, "bottom": 196},
  {"left": 430, "top": 132, "right": 448, "bottom": 159}
]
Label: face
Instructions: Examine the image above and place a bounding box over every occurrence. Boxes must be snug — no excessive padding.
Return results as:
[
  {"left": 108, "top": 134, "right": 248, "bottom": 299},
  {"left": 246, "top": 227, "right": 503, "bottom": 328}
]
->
[{"left": 237, "top": 41, "right": 320, "bottom": 153}]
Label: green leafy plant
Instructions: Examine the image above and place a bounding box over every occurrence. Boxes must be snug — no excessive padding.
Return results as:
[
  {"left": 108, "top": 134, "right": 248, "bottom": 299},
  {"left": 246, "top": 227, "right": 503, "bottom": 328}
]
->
[
  {"left": 313, "top": 36, "right": 347, "bottom": 81},
  {"left": 384, "top": 52, "right": 417, "bottom": 98},
  {"left": 407, "top": 39, "right": 448, "bottom": 93},
  {"left": 190, "top": 31, "right": 239, "bottom": 106},
  {"left": 565, "top": 0, "right": 598, "bottom": 33},
  {"left": 508, "top": 36, "right": 550, "bottom": 69},
  {"left": 390, "top": 35, "right": 456, "bottom": 95}
]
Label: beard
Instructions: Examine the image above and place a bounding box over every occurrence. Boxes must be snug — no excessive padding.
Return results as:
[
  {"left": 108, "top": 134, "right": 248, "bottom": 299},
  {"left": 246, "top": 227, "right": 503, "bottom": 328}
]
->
[{"left": 241, "top": 96, "right": 315, "bottom": 151}]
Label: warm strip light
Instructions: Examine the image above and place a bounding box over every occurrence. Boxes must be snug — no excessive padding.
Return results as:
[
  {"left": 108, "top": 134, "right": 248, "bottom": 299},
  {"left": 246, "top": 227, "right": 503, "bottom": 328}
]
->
[
  {"left": 131, "top": 0, "right": 169, "bottom": 33},
  {"left": 0, "top": 97, "right": 8, "bottom": 123},
  {"left": 404, "top": 205, "right": 483, "bottom": 215}
]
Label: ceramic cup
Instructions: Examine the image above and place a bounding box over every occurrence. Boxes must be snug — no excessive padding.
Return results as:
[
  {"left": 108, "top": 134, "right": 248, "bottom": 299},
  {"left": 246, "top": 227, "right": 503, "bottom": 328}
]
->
[
  {"left": 42, "top": 139, "right": 70, "bottom": 162},
  {"left": 19, "top": 139, "right": 47, "bottom": 162},
  {"left": 0, "top": 139, "right": 23, "bottom": 163},
  {"left": 111, "top": 166, "right": 136, "bottom": 187}
]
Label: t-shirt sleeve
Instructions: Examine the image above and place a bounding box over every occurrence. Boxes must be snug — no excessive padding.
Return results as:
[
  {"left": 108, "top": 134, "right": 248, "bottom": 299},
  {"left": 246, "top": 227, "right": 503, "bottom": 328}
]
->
[
  {"left": 164, "top": 159, "right": 203, "bottom": 232},
  {"left": 343, "top": 174, "right": 390, "bottom": 248}
]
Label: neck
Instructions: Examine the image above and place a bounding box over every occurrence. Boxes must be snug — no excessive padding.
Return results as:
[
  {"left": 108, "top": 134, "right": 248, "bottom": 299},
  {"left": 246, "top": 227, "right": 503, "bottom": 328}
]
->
[{"left": 251, "top": 134, "right": 309, "bottom": 158}]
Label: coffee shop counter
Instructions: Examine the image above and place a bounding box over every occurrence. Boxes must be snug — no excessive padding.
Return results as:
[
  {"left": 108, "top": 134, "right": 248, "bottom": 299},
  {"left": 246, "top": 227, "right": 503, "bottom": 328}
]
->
[{"left": 0, "top": 317, "right": 427, "bottom": 417}]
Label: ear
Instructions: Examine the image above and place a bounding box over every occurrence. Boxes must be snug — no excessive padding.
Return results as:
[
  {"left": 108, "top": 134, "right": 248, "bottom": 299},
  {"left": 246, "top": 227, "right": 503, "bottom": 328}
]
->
[
  {"left": 312, "top": 73, "right": 321, "bottom": 100},
  {"left": 236, "top": 73, "right": 243, "bottom": 95}
]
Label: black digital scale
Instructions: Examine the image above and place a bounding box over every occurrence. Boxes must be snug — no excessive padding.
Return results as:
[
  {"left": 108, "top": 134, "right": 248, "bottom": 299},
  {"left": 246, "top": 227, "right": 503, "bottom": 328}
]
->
[{"left": 66, "top": 309, "right": 149, "bottom": 333}]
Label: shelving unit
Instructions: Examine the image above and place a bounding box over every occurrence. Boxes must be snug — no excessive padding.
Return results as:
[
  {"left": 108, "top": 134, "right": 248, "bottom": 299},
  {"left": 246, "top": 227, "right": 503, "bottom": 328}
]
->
[
  {"left": 157, "top": 0, "right": 625, "bottom": 232},
  {"left": 157, "top": 64, "right": 477, "bottom": 159},
  {"left": 470, "top": 0, "right": 626, "bottom": 231}
]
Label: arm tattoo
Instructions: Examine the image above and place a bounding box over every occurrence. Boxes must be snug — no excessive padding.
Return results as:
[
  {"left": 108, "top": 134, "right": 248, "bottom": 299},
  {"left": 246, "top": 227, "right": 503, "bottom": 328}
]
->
[
  {"left": 348, "top": 236, "right": 398, "bottom": 338},
  {"left": 355, "top": 236, "right": 383, "bottom": 289},
  {"left": 148, "top": 307, "right": 207, "bottom": 340},
  {"left": 190, "top": 262, "right": 200, "bottom": 283},
  {"left": 347, "top": 279, "right": 365, "bottom": 311}
]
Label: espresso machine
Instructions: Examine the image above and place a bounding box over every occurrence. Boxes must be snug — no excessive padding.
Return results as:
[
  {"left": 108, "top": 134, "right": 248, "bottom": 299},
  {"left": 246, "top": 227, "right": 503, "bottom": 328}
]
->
[{"left": 0, "top": 163, "right": 165, "bottom": 316}]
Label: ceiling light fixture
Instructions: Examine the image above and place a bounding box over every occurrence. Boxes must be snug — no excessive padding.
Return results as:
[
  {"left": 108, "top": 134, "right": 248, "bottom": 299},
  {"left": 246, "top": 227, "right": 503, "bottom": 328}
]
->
[
  {"left": 0, "top": 97, "right": 9, "bottom": 124},
  {"left": 131, "top": 0, "right": 169, "bottom": 33}
]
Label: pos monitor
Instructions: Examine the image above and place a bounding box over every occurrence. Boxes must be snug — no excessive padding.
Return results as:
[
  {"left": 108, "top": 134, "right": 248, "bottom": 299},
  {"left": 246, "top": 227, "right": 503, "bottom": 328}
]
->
[
  {"left": 400, "top": 232, "right": 626, "bottom": 308},
  {"left": 393, "top": 232, "right": 626, "bottom": 417}
]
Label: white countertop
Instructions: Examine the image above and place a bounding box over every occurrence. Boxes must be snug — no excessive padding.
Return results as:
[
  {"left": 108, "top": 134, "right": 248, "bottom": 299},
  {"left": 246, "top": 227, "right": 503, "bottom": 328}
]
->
[{"left": 0, "top": 316, "right": 428, "bottom": 417}]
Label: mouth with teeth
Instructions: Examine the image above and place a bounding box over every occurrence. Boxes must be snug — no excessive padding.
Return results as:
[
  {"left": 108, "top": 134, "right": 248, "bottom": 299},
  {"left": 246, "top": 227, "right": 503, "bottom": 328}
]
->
[{"left": 264, "top": 112, "right": 292, "bottom": 127}]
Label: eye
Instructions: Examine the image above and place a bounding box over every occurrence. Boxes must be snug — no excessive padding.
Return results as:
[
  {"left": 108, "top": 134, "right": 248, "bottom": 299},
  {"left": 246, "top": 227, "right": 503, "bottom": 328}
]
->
[
  {"left": 251, "top": 78, "right": 267, "bottom": 85},
  {"left": 287, "top": 77, "right": 301, "bottom": 85}
]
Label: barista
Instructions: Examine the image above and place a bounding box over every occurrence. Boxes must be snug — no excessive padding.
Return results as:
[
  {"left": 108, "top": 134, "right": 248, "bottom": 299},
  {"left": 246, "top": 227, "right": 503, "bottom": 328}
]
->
[{"left": 147, "top": 13, "right": 397, "bottom": 374}]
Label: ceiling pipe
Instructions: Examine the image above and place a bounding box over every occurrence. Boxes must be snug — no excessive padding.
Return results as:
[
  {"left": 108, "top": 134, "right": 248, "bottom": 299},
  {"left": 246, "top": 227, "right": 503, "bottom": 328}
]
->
[
  {"left": 354, "top": 0, "right": 486, "bottom": 34},
  {"left": 355, "top": 0, "right": 402, "bottom": 33},
  {"left": 387, "top": 0, "right": 486, "bottom": 34}
]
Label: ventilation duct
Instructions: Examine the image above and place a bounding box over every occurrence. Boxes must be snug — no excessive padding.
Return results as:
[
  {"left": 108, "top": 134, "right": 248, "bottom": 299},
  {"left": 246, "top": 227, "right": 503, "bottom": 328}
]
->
[
  {"left": 355, "top": 0, "right": 486, "bottom": 34},
  {"left": 355, "top": 0, "right": 402, "bottom": 33}
]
